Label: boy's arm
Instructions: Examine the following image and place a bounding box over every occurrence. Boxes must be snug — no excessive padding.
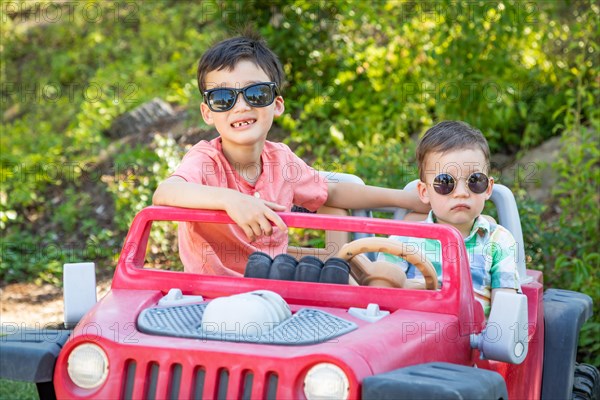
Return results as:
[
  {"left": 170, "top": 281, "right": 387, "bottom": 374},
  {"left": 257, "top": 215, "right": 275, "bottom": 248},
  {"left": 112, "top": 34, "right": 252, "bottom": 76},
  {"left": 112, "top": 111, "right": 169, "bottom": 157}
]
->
[
  {"left": 153, "top": 176, "right": 287, "bottom": 241},
  {"left": 324, "top": 182, "right": 430, "bottom": 213}
]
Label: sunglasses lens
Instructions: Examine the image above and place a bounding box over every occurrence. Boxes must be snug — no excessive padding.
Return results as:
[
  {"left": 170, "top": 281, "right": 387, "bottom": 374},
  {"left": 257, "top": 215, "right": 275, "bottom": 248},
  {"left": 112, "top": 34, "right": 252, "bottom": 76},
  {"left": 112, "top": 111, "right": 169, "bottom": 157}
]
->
[
  {"left": 205, "top": 83, "right": 276, "bottom": 112},
  {"left": 468, "top": 172, "right": 489, "bottom": 194},
  {"left": 244, "top": 84, "right": 274, "bottom": 107},
  {"left": 208, "top": 89, "right": 236, "bottom": 111},
  {"left": 433, "top": 174, "right": 455, "bottom": 195}
]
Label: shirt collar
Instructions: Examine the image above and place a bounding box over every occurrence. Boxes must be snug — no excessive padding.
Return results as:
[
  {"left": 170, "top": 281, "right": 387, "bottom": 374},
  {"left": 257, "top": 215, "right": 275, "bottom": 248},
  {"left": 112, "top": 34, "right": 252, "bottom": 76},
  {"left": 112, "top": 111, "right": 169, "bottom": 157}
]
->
[
  {"left": 424, "top": 211, "right": 435, "bottom": 224},
  {"left": 426, "top": 211, "right": 491, "bottom": 239}
]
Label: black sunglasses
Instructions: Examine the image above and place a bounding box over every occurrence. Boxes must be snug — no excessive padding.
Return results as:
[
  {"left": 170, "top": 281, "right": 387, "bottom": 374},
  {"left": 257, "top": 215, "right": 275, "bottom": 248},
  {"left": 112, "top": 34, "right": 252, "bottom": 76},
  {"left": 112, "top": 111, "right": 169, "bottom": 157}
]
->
[
  {"left": 203, "top": 82, "right": 279, "bottom": 112},
  {"left": 432, "top": 172, "right": 490, "bottom": 195}
]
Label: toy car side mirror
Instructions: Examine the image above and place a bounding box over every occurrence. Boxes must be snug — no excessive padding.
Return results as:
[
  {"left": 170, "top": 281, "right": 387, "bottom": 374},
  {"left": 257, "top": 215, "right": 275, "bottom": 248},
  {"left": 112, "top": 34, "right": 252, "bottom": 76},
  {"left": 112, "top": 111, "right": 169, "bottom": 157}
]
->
[
  {"left": 470, "top": 291, "right": 528, "bottom": 364},
  {"left": 63, "top": 262, "right": 97, "bottom": 329}
]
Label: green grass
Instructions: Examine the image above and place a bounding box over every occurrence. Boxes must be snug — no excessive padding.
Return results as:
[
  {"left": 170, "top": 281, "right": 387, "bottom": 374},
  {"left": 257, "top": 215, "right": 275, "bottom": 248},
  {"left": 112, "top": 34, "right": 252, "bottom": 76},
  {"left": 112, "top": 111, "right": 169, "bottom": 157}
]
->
[{"left": 0, "top": 379, "right": 38, "bottom": 400}]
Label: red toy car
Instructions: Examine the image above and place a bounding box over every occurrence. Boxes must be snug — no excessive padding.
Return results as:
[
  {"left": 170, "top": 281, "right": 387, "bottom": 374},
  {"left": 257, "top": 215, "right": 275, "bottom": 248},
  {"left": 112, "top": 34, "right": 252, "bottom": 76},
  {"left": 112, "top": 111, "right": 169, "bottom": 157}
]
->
[{"left": 1, "top": 184, "right": 597, "bottom": 400}]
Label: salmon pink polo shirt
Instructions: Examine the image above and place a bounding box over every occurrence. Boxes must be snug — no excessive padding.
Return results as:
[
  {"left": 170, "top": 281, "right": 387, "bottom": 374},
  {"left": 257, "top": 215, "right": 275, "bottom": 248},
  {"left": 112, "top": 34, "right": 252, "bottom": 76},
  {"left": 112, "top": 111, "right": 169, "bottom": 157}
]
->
[{"left": 171, "top": 138, "right": 329, "bottom": 276}]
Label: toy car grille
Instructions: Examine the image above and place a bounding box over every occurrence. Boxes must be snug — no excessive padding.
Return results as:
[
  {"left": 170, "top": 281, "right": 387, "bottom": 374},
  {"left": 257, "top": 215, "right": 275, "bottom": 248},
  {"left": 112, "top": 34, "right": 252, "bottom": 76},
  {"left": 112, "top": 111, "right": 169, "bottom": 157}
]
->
[
  {"left": 120, "top": 358, "right": 280, "bottom": 399},
  {"left": 137, "top": 303, "right": 357, "bottom": 345}
]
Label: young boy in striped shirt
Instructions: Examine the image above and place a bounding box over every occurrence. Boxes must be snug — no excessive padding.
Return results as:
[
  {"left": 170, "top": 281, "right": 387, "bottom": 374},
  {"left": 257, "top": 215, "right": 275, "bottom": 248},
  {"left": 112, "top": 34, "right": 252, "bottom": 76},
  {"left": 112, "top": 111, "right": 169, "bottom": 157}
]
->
[{"left": 379, "top": 121, "right": 521, "bottom": 316}]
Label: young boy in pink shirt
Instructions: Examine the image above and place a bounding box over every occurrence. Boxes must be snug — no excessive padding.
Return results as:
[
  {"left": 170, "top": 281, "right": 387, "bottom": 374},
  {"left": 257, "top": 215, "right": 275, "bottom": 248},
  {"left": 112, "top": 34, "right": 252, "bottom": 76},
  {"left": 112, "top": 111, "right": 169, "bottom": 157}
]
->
[{"left": 153, "top": 33, "right": 427, "bottom": 276}]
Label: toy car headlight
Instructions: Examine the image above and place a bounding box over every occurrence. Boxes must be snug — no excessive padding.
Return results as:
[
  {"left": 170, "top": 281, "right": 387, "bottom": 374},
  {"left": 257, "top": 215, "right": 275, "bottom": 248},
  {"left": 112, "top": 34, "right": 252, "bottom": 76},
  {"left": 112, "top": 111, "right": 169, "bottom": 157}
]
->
[
  {"left": 303, "top": 363, "right": 349, "bottom": 400},
  {"left": 67, "top": 343, "right": 109, "bottom": 389}
]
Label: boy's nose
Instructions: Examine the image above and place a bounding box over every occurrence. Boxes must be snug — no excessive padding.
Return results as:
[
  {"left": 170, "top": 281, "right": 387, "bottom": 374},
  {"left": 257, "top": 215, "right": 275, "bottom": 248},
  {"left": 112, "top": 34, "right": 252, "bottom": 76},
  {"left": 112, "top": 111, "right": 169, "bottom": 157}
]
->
[
  {"left": 453, "top": 179, "right": 470, "bottom": 196},
  {"left": 231, "top": 92, "right": 251, "bottom": 111}
]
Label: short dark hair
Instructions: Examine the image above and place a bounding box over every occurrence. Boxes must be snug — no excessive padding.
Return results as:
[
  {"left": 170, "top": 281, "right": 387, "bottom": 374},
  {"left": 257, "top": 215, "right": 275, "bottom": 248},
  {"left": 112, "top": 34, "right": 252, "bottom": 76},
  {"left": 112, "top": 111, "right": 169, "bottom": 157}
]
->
[
  {"left": 196, "top": 32, "right": 285, "bottom": 93},
  {"left": 416, "top": 120, "right": 490, "bottom": 180}
]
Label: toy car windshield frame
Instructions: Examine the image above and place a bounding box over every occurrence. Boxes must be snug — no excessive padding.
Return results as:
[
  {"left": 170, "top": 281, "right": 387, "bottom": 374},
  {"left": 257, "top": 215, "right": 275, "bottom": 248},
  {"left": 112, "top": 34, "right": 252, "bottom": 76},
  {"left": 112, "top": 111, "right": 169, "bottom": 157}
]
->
[{"left": 111, "top": 206, "right": 482, "bottom": 337}]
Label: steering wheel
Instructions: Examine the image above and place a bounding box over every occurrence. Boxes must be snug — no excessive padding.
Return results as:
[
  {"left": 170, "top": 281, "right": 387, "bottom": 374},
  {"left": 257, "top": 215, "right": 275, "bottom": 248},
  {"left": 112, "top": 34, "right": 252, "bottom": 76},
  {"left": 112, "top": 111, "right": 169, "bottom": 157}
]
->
[{"left": 337, "top": 237, "right": 439, "bottom": 290}]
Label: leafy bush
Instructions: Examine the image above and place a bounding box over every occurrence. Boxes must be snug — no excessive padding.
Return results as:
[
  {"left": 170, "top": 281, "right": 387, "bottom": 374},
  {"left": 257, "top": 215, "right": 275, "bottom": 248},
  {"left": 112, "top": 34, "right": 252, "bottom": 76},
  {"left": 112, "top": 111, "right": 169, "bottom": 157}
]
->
[
  {"left": 515, "top": 4, "right": 599, "bottom": 362},
  {"left": 538, "top": 127, "right": 599, "bottom": 364},
  {"left": 226, "top": 1, "right": 578, "bottom": 154}
]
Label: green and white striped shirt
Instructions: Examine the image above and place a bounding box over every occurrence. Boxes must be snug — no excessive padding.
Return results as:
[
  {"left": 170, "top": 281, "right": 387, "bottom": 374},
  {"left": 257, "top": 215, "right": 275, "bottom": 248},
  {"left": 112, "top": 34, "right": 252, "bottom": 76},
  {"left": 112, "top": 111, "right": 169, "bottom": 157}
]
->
[{"left": 378, "top": 212, "right": 521, "bottom": 315}]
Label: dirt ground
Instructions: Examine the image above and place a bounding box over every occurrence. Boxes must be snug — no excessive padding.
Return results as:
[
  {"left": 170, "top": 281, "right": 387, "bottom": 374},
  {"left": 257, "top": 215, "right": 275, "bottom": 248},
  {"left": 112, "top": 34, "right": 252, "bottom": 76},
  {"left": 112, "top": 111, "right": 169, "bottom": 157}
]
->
[{"left": 0, "top": 278, "right": 112, "bottom": 329}]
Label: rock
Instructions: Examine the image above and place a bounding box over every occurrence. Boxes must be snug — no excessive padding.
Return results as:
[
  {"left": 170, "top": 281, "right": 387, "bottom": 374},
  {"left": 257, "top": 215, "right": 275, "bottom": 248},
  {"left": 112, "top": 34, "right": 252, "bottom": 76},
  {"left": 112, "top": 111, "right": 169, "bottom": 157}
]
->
[
  {"left": 499, "top": 137, "right": 562, "bottom": 203},
  {"left": 490, "top": 152, "right": 514, "bottom": 172},
  {"left": 106, "top": 98, "right": 178, "bottom": 138},
  {"left": 2, "top": 104, "right": 25, "bottom": 123}
]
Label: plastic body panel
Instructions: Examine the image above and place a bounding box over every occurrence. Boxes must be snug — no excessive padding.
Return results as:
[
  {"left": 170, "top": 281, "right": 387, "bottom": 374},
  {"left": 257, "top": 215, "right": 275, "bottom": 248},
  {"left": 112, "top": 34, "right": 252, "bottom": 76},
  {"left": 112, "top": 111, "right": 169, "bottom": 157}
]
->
[
  {"left": 51, "top": 206, "right": 550, "bottom": 399},
  {"left": 55, "top": 290, "right": 477, "bottom": 399},
  {"left": 111, "top": 207, "right": 483, "bottom": 329}
]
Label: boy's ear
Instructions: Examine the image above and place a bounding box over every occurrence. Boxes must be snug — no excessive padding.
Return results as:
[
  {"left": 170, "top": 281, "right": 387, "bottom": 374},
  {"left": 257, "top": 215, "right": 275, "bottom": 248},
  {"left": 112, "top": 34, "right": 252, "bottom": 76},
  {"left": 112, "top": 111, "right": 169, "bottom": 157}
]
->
[
  {"left": 200, "top": 102, "right": 215, "bottom": 125},
  {"left": 417, "top": 180, "right": 431, "bottom": 204},
  {"left": 485, "top": 176, "right": 494, "bottom": 200},
  {"left": 273, "top": 96, "right": 285, "bottom": 117}
]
